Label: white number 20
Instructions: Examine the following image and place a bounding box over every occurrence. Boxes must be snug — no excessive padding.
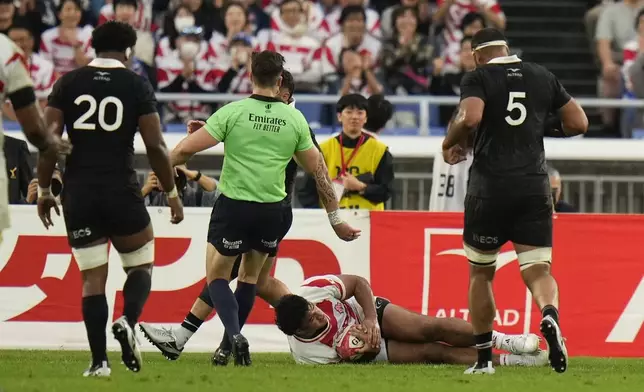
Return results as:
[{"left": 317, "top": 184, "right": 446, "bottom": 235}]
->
[
  {"left": 505, "top": 92, "right": 527, "bottom": 126},
  {"left": 73, "top": 95, "right": 124, "bottom": 132}
]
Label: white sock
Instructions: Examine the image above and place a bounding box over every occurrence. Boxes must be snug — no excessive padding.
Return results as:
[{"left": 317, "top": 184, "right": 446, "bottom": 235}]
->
[
  {"left": 500, "top": 354, "right": 523, "bottom": 366},
  {"left": 174, "top": 326, "right": 195, "bottom": 348},
  {"left": 492, "top": 331, "right": 506, "bottom": 350}
]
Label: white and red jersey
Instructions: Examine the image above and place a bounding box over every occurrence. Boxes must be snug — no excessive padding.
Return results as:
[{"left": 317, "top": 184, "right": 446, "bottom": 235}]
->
[
  {"left": 439, "top": 0, "right": 505, "bottom": 73},
  {"left": 98, "top": 0, "right": 154, "bottom": 32},
  {"left": 209, "top": 32, "right": 259, "bottom": 65},
  {"left": 155, "top": 37, "right": 219, "bottom": 122},
  {"left": 39, "top": 25, "right": 94, "bottom": 76},
  {"left": 315, "top": 32, "right": 382, "bottom": 77},
  {"left": 287, "top": 275, "right": 363, "bottom": 365},
  {"left": 256, "top": 29, "right": 322, "bottom": 84},
  {"left": 0, "top": 34, "right": 34, "bottom": 230},
  {"left": 623, "top": 39, "right": 639, "bottom": 92},
  {"left": 28, "top": 53, "right": 57, "bottom": 98},
  {"left": 268, "top": 5, "right": 324, "bottom": 36},
  {"left": 318, "top": 7, "right": 381, "bottom": 41},
  {"left": 429, "top": 147, "right": 473, "bottom": 212}
]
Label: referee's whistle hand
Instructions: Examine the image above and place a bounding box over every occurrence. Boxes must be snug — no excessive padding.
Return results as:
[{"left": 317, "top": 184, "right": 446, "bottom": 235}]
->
[
  {"left": 187, "top": 120, "right": 206, "bottom": 135},
  {"left": 333, "top": 222, "right": 361, "bottom": 242}
]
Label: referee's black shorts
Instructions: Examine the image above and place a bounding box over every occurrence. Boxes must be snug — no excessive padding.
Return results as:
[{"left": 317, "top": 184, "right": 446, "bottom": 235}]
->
[
  {"left": 463, "top": 194, "right": 553, "bottom": 251},
  {"left": 207, "top": 194, "right": 285, "bottom": 256}
]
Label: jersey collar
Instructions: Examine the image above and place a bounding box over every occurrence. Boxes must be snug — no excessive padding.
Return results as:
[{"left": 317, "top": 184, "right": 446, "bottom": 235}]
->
[
  {"left": 250, "top": 94, "right": 283, "bottom": 103},
  {"left": 88, "top": 58, "right": 126, "bottom": 69},
  {"left": 487, "top": 55, "right": 521, "bottom": 65}
]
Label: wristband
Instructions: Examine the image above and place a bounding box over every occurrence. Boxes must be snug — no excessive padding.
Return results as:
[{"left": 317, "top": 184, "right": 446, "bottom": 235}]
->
[
  {"left": 167, "top": 186, "right": 179, "bottom": 199},
  {"left": 38, "top": 186, "right": 51, "bottom": 197},
  {"left": 328, "top": 210, "right": 343, "bottom": 226},
  {"left": 194, "top": 171, "right": 202, "bottom": 181}
]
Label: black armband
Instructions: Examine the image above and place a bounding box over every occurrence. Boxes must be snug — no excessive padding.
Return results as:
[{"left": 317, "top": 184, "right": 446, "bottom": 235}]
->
[
  {"left": 194, "top": 171, "right": 202, "bottom": 181},
  {"left": 8, "top": 86, "right": 36, "bottom": 110}
]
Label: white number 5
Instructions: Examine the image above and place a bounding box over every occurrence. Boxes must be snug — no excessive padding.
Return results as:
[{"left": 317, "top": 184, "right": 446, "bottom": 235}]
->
[
  {"left": 505, "top": 92, "right": 527, "bottom": 126},
  {"left": 73, "top": 95, "right": 124, "bottom": 132}
]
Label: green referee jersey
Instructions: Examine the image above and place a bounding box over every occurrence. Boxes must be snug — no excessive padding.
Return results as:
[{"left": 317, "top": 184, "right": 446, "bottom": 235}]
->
[{"left": 205, "top": 94, "right": 315, "bottom": 203}]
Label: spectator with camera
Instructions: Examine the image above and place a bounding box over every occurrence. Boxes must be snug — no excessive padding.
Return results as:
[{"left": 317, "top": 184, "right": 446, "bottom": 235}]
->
[
  {"left": 26, "top": 166, "right": 63, "bottom": 205},
  {"left": 141, "top": 165, "right": 219, "bottom": 207}
]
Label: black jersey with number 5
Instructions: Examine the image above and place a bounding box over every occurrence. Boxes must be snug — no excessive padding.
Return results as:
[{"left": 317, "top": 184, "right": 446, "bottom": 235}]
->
[
  {"left": 48, "top": 60, "right": 158, "bottom": 187},
  {"left": 460, "top": 56, "right": 571, "bottom": 197}
]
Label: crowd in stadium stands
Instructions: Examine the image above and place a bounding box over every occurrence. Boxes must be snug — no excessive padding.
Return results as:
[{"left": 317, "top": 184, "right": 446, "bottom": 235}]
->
[
  {"left": 586, "top": 0, "right": 644, "bottom": 135},
  {"left": 0, "top": 0, "right": 506, "bottom": 128}
]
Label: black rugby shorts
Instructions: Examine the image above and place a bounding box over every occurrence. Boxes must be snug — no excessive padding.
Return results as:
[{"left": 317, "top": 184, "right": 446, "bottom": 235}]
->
[
  {"left": 207, "top": 194, "right": 285, "bottom": 256},
  {"left": 62, "top": 183, "right": 151, "bottom": 248},
  {"left": 463, "top": 194, "right": 553, "bottom": 251}
]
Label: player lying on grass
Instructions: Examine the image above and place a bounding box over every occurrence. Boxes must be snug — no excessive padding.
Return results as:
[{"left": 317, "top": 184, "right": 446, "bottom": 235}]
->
[
  {"left": 142, "top": 273, "right": 545, "bottom": 366},
  {"left": 274, "top": 274, "right": 547, "bottom": 366}
]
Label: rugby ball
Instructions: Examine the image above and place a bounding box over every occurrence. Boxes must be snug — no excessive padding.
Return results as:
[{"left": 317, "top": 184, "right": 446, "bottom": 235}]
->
[{"left": 335, "top": 325, "right": 365, "bottom": 361}]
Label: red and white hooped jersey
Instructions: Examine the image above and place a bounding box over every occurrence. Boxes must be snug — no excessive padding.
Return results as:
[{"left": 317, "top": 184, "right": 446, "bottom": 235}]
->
[
  {"left": 28, "top": 53, "right": 57, "bottom": 98},
  {"left": 39, "top": 25, "right": 94, "bottom": 76},
  {"left": 287, "top": 275, "right": 363, "bottom": 365}
]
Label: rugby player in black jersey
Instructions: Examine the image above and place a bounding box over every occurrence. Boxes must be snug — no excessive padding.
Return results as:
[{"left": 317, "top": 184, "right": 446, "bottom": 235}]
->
[{"left": 441, "top": 28, "right": 588, "bottom": 375}]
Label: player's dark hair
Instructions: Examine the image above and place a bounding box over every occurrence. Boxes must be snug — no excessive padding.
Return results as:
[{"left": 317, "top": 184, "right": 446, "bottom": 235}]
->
[
  {"left": 92, "top": 21, "right": 137, "bottom": 56},
  {"left": 281, "top": 69, "right": 295, "bottom": 100},
  {"left": 461, "top": 12, "right": 485, "bottom": 30},
  {"left": 57, "top": 0, "right": 83, "bottom": 13},
  {"left": 364, "top": 94, "right": 393, "bottom": 132},
  {"left": 251, "top": 50, "right": 285, "bottom": 88},
  {"left": 113, "top": 0, "right": 138, "bottom": 10},
  {"left": 275, "top": 295, "right": 310, "bottom": 336},
  {"left": 340, "top": 5, "right": 366, "bottom": 25},
  {"left": 336, "top": 93, "right": 368, "bottom": 113}
]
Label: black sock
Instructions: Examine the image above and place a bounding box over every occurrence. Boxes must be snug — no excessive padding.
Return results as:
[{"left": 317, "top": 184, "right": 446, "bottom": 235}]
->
[
  {"left": 198, "top": 283, "right": 214, "bottom": 307},
  {"left": 542, "top": 305, "right": 560, "bottom": 325},
  {"left": 474, "top": 331, "right": 494, "bottom": 365},
  {"left": 82, "top": 295, "right": 108, "bottom": 366},
  {"left": 122, "top": 269, "right": 152, "bottom": 328},
  {"left": 208, "top": 279, "right": 240, "bottom": 339},
  {"left": 181, "top": 312, "right": 203, "bottom": 333},
  {"left": 219, "top": 282, "right": 257, "bottom": 351}
]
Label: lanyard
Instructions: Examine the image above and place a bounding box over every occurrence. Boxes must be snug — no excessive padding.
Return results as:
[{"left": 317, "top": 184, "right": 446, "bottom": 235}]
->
[{"left": 339, "top": 133, "right": 365, "bottom": 176}]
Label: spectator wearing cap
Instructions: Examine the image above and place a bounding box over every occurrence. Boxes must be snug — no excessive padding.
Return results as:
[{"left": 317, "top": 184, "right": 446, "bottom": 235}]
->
[
  {"left": 156, "top": 9, "right": 216, "bottom": 123},
  {"left": 3, "top": 17, "right": 56, "bottom": 121},
  {"left": 316, "top": 6, "right": 382, "bottom": 85},
  {"left": 98, "top": 0, "right": 154, "bottom": 32},
  {"left": 257, "top": 0, "right": 322, "bottom": 91},
  {"left": 39, "top": 0, "right": 94, "bottom": 75},
  {"left": 3, "top": 135, "right": 33, "bottom": 204},
  {"left": 209, "top": 1, "right": 253, "bottom": 60},
  {"left": 178, "top": 0, "right": 217, "bottom": 39},
  {"left": 298, "top": 94, "right": 394, "bottom": 210},
  {"left": 213, "top": 32, "right": 254, "bottom": 93},
  {"left": 318, "top": 0, "right": 381, "bottom": 40},
  {"left": 380, "top": 0, "right": 432, "bottom": 40},
  {"left": 268, "top": 0, "right": 323, "bottom": 36}
]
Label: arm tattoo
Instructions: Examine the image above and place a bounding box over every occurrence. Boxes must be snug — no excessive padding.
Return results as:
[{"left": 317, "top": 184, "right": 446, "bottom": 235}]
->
[{"left": 314, "top": 153, "right": 338, "bottom": 211}]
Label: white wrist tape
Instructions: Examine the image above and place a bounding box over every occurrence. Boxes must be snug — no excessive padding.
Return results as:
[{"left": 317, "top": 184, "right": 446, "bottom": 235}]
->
[
  {"left": 328, "top": 210, "right": 343, "bottom": 226},
  {"left": 167, "top": 186, "right": 179, "bottom": 199},
  {"left": 38, "top": 186, "right": 51, "bottom": 197}
]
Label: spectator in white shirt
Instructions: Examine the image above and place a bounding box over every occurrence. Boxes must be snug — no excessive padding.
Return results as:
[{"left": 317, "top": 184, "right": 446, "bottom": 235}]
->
[
  {"left": 39, "top": 0, "right": 93, "bottom": 75},
  {"left": 269, "top": 0, "right": 324, "bottom": 35},
  {"left": 257, "top": 0, "right": 322, "bottom": 90},
  {"left": 3, "top": 17, "right": 57, "bottom": 120}
]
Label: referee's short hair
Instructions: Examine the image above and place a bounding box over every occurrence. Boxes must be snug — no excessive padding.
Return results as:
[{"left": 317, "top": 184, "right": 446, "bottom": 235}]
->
[
  {"left": 251, "top": 50, "right": 285, "bottom": 88},
  {"left": 92, "top": 21, "right": 137, "bottom": 56}
]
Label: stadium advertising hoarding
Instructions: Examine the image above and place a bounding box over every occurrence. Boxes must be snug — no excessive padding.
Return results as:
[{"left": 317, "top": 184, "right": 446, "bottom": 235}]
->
[{"left": 0, "top": 207, "right": 642, "bottom": 357}]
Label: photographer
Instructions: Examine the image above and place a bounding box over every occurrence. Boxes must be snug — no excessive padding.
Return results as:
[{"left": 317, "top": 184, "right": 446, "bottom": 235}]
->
[
  {"left": 141, "top": 165, "right": 219, "bottom": 207},
  {"left": 26, "top": 166, "right": 63, "bottom": 205}
]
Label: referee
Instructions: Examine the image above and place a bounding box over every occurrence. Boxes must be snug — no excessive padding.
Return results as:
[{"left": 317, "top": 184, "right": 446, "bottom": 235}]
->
[{"left": 170, "top": 50, "right": 360, "bottom": 366}]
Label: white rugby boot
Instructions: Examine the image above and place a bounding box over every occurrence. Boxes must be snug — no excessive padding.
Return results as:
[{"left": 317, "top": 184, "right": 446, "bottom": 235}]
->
[
  {"left": 112, "top": 316, "right": 142, "bottom": 372},
  {"left": 82, "top": 360, "right": 111, "bottom": 377},
  {"left": 139, "top": 322, "right": 184, "bottom": 361},
  {"left": 464, "top": 361, "right": 495, "bottom": 375},
  {"left": 494, "top": 332, "right": 540, "bottom": 354},
  {"left": 501, "top": 350, "right": 549, "bottom": 367}
]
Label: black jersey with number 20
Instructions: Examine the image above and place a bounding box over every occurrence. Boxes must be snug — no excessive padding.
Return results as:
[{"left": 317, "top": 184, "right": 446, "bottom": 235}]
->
[
  {"left": 48, "top": 60, "right": 158, "bottom": 187},
  {"left": 460, "top": 56, "right": 571, "bottom": 197}
]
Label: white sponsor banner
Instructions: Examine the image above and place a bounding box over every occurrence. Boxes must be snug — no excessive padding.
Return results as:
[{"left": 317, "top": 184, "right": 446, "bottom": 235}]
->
[{"left": 0, "top": 206, "right": 371, "bottom": 352}]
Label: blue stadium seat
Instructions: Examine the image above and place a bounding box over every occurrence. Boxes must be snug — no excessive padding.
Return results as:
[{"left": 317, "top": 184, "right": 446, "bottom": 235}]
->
[{"left": 296, "top": 102, "right": 323, "bottom": 129}]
